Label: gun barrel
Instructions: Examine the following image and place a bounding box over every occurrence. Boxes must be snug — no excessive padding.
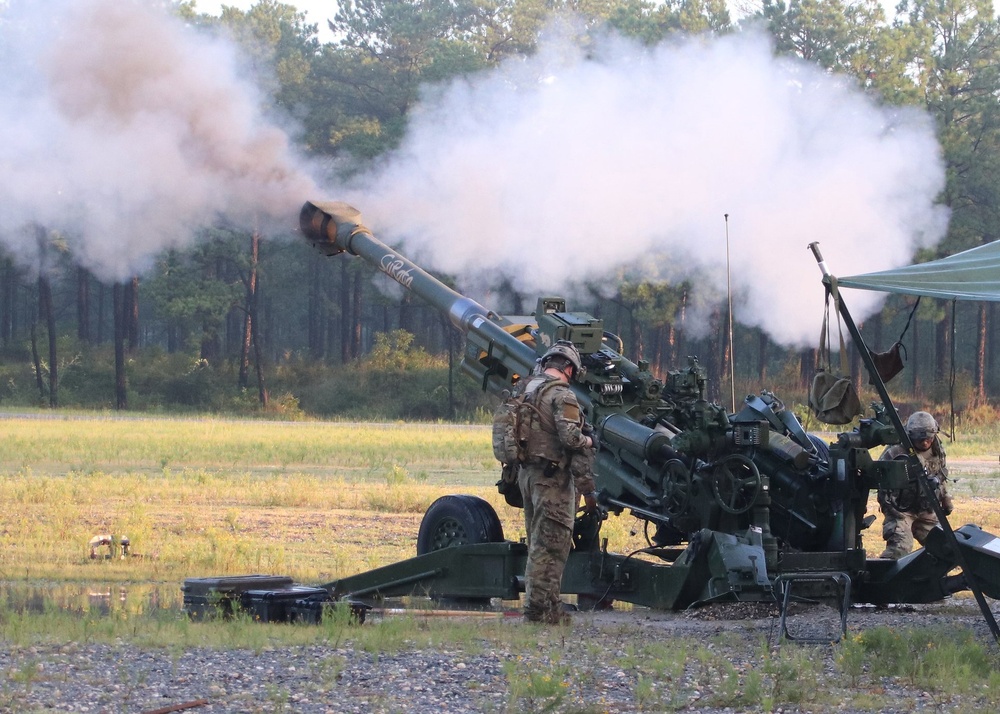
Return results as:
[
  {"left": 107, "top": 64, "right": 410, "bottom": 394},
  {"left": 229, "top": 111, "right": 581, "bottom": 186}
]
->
[{"left": 300, "top": 200, "right": 538, "bottom": 384}]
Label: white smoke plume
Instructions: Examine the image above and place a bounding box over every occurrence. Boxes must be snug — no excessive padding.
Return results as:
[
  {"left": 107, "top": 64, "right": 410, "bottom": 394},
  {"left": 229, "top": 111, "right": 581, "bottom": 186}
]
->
[
  {"left": 0, "top": 3, "right": 947, "bottom": 348},
  {"left": 0, "top": 0, "right": 318, "bottom": 282},
  {"left": 350, "top": 24, "right": 948, "bottom": 346}
]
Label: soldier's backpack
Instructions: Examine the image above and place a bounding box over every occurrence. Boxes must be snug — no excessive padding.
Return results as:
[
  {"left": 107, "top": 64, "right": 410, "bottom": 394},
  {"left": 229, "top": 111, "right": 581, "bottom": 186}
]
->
[
  {"left": 491, "top": 381, "right": 559, "bottom": 509},
  {"left": 491, "top": 380, "right": 558, "bottom": 466}
]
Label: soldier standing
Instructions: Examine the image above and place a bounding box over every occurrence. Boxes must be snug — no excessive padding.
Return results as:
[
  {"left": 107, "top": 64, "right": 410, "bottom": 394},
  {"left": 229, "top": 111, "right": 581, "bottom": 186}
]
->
[
  {"left": 877, "top": 411, "right": 953, "bottom": 559},
  {"left": 518, "top": 340, "right": 598, "bottom": 624}
]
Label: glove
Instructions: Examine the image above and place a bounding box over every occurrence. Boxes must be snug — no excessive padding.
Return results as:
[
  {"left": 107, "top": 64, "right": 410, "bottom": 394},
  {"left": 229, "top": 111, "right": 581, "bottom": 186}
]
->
[{"left": 941, "top": 493, "right": 954, "bottom": 516}]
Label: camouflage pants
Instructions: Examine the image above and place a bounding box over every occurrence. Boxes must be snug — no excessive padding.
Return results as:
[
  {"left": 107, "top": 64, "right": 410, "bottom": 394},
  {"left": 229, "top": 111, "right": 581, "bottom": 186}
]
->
[
  {"left": 879, "top": 505, "right": 940, "bottom": 559},
  {"left": 518, "top": 462, "right": 575, "bottom": 624}
]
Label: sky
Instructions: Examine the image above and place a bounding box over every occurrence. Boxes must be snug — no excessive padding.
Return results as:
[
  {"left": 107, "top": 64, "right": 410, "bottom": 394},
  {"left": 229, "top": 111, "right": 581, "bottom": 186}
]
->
[
  {"left": 194, "top": 0, "right": 339, "bottom": 41},
  {"left": 191, "top": 0, "right": 902, "bottom": 44}
]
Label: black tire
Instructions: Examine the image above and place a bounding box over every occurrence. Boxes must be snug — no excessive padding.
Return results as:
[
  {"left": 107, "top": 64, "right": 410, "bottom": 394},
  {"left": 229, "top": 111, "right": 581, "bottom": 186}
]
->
[
  {"left": 416, "top": 495, "right": 505, "bottom": 556},
  {"left": 808, "top": 434, "right": 831, "bottom": 463}
]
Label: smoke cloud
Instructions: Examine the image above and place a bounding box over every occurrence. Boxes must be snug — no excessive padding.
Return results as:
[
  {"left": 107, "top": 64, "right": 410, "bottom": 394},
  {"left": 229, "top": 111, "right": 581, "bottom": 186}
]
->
[
  {"left": 0, "top": 4, "right": 947, "bottom": 348},
  {"left": 0, "top": 0, "right": 318, "bottom": 282},
  {"left": 350, "top": 24, "right": 948, "bottom": 346}
]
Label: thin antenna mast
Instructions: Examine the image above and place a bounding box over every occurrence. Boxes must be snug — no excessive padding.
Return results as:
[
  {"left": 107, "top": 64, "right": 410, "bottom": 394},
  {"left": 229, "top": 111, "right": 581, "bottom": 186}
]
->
[{"left": 725, "top": 214, "right": 736, "bottom": 413}]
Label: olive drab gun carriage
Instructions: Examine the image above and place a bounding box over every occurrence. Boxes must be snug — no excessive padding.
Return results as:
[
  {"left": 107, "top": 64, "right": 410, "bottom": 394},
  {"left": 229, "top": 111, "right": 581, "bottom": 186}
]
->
[{"left": 184, "top": 200, "right": 1000, "bottom": 635}]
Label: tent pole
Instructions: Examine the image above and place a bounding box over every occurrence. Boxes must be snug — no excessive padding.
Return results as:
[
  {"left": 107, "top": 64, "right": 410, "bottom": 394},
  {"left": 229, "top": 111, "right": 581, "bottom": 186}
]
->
[
  {"left": 950, "top": 299, "right": 956, "bottom": 442},
  {"left": 809, "top": 243, "right": 1000, "bottom": 644}
]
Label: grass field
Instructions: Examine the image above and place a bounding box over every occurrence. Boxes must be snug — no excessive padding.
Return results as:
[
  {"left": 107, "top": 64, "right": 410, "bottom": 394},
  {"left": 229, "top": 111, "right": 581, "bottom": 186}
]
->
[
  {"left": 0, "top": 414, "right": 507, "bottom": 587},
  {"left": 3, "top": 412, "right": 1000, "bottom": 712},
  {"left": 2, "top": 411, "right": 999, "bottom": 591}
]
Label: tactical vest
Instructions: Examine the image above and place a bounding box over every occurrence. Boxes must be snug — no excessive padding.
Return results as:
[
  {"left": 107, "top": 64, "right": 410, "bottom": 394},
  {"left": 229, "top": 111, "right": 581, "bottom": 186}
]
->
[
  {"left": 522, "top": 376, "right": 576, "bottom": 464},
  {"left": 879, "top": 441, "right": 947, "bottom": 512}
]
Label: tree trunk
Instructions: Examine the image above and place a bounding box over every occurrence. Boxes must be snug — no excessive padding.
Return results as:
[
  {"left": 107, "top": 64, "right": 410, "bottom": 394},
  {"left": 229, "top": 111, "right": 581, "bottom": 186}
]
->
[
  {"left": 651, "top": 324, "right": 664, "bottom": 378},
  {"left": 253, "top": 326, "right": 268, "bottom": 407},
  {"left": 675, "top": 289, "right": 688, "bottom": 367},
  {"left": 38, "top": 273, "right": 57, "bottom": 408},
  {"left": 2, "top": 259, "right": 15, "bottom": 348},
  {"left": 706, "top": 308, "right": 722, "bottom": 403},
  {"left": 239, "top": 304, "right": 251, "bottom": 389},
  {"left": 251, "top": 262, "right": 268, "bottom": 409},
  {"left": 757, "top": 332, "right": 768, "bottom": 383},
  {"left": 975, "top": 302, "right": 987, "bottom": 404},
  {"left": 665, "top": 322, "right": 676, "bottom": 369},
  {"left": 444, "top": 316, "right": 456, "bottom": 419},
  {"left": 31, "top": 321, "right": 44, "bottom": 403},
  {"left": 77, "top": 267, "right": 91, "bottom": 343},
  {"left": 911, "top": 318, "right": 920, "bottom": 396},
  {"left": 325, "top": 308, "right": 337, "bottom": 361},
  {"left": 113, "top": 283, "right": 127, "bottom": 410},
  {"left": 934, "top": 303, "right": 950, "bottom": 395},
  {"left": 399, "top": 292, "right": 413, "bottom": 334},
  {"left": 239, "top": 234, "right": 260, "bottom": 390},
  {"left": 850, "top": 332, "right": 862, "bottom": 396},
  {"left": 127, "top": 276, "right": 140, "bottom": 353},
  {"left": 799, "top": 347, "right": 816, "bottom": 392},
  {"left": 632, "top": 316, "right": 644, "bottom": 366},
  {"left": 340, "top": 261, "right": 351, "bottom": 363},
  {"left": 262, "top": 294, "right": 274, "bottom": 364},
  {"left": 96, "top": 282, "right": 105, "bottom": 344},
  {"left": 308, "top": 256, "right": 323, "bottom": 359},
  {"left": 351, "top": 269, "right": 363, "bottom": 358},
  {"left": 988, "top": 304, "right": 997, "bottom": 403},
  {"left": 247, "top": 233, "right": 266, "bottom": 406}
]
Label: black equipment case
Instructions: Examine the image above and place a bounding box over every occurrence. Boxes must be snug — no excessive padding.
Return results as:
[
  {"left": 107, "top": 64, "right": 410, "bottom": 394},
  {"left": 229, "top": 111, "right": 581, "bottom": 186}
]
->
[
  {"left": 241, "top": 586, "right": 331, "bottom": 623},
  {"left": 182, "top": 575, "right": 294, "bottom": 620}
]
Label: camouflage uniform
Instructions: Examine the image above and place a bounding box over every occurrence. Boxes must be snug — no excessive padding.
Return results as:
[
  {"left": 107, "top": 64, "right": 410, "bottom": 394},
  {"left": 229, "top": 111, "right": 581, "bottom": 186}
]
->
[
  {"left": 877, "top": 439, "right": 952, "bottom": 559},
  {"left": 517, "top": 373, "right": 596, "bottom": 624}
]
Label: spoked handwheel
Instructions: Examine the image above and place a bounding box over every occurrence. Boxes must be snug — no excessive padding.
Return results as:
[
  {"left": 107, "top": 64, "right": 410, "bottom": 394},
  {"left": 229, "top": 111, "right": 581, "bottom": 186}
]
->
[
  {"left": 661, "top": 459, "right": 693, "bottom": 518},
  {"left": 708, "top": 454, "right": 763, "bottom": 515}
]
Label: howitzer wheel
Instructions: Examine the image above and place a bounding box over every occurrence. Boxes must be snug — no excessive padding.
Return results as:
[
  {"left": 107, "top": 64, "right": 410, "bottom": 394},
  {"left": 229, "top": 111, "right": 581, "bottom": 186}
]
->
[
  {"left": 661, "top": 459, "right": 692, "bottom": 518},
  {"left": 417, "top": 495, "right": 505, "bottom": 556},
  {"left": 708, "top": 454, "right": 762, "bottom": 515}
]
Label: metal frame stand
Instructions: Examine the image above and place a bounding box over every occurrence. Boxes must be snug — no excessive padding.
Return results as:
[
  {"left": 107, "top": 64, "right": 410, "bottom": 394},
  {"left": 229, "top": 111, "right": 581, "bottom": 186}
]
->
[{"left": 776, "top": 571, "right": 852, "bottom": 644}]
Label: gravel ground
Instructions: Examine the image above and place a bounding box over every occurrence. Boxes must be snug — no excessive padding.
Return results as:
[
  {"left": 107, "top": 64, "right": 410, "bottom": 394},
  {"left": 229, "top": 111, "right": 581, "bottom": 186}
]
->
[{"left": 2, "top": 597, "right": 999, "bottom": 714}]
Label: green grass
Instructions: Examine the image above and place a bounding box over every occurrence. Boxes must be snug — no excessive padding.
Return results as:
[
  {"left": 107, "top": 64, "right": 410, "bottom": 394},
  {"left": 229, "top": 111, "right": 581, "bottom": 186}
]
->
[
  {"left": 0, "top": 413, "right": 663, "bottom": 584},
  {"left": 0, "top": 413, "right": 495, "bottom": 481},
  {"left": 3, "top": 412, "right": 1000, "bottom": 713},
  {"left": 1, "top": 412, "right": 999, "bottom": 584}
]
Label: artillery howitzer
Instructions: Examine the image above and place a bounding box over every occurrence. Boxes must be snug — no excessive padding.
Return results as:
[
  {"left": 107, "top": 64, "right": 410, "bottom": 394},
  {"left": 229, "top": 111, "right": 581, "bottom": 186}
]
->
[{"left": 185, "top": 201, "right": 1000, "bottom": 634}]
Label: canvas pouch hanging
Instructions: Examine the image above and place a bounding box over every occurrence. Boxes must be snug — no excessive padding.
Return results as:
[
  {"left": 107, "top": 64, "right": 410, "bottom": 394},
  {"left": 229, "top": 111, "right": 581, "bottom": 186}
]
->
[
  {"left": 867, "top": 297, "right": 917, "bottom": 385},
  {"left": 869, "top": 341, "right": 906, "bottom": 385},
  {"left": 809, "top": 291, "right": 862, "bottom": 425}
]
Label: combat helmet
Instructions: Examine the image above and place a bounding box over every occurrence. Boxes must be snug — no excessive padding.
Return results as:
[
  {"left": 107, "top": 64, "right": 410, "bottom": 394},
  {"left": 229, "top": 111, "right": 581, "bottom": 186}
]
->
[
  {"left": 905, "top": 411, "right": 939, "bottom": 441},
  {"left": 541, "top": 340, "right": 583, "bottom": 377}
]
